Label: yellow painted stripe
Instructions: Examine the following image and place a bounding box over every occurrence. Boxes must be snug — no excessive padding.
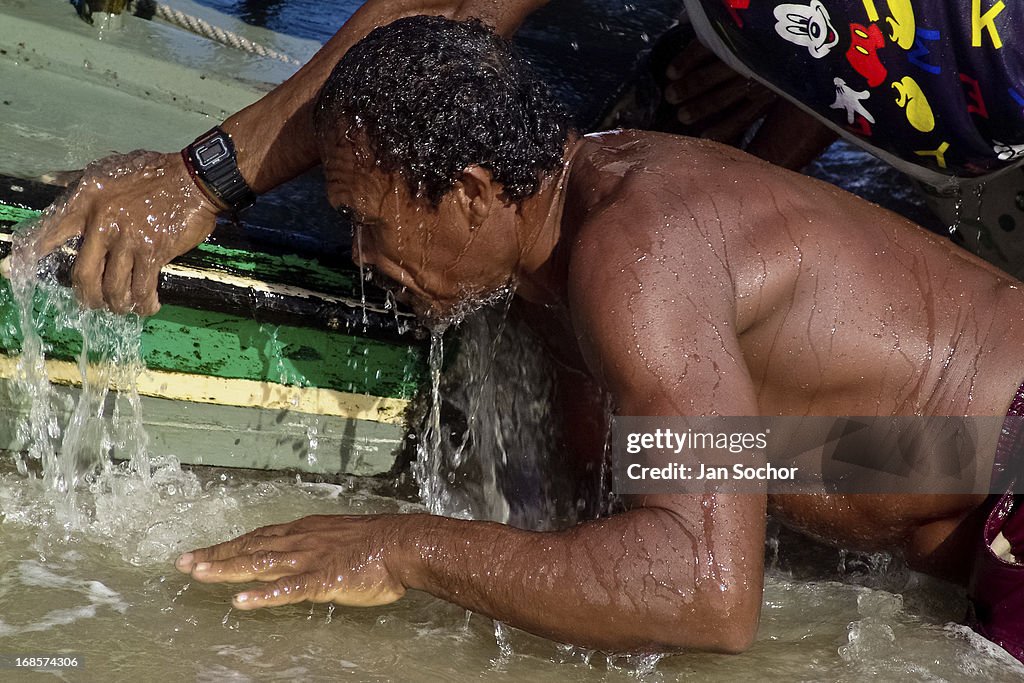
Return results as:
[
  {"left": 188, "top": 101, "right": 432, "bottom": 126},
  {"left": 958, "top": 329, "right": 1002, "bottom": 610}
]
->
[{"left": 0, "top": 355, "right": 409, "bottom": 425}]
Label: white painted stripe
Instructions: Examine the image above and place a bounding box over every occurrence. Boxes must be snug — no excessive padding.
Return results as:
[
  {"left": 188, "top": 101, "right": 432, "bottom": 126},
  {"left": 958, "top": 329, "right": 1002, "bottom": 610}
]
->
[{"left": 160, "top": 261, "right": 399, "bottom": 315}]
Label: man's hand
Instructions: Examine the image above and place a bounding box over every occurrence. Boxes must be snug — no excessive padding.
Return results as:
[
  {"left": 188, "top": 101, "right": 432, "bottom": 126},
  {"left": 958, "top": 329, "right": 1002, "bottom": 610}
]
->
[
  {"left": 175, "top": 514, "right": 408, "bottom": 610},
  {"left": 31, "top": 150, "right": 221, "bottom": 315},
  {"left": 175, "top": 503, "right": 761, "bottom": 651}
]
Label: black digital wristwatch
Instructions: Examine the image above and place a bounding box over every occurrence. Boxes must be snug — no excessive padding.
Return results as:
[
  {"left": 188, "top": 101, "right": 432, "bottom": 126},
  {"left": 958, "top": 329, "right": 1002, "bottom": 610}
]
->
[{"left": 182, "top": 126, "right": 257, "bottom": 212}]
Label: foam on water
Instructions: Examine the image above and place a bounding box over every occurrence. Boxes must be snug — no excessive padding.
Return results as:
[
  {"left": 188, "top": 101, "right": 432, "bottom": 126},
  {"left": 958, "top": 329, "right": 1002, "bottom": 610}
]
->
[{"left": 0, "top": 560, "right": 129, "bottom": 637}]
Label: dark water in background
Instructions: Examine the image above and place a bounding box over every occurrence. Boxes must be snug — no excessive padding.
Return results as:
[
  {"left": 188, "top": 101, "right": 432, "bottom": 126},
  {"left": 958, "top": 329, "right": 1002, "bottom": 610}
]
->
[
  {"left": 206, "top": 0, "right": 934, "bottom": 205},
  {"left": 193, "top": 0, "right": 362, "bottom": 42}
]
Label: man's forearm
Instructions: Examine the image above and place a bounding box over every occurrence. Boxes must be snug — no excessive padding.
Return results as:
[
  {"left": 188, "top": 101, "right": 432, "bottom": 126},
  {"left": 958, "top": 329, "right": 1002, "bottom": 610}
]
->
[
  {"left": 390, "top": 502, "right": 765, "bottom": 653},
  {"left": 222, "top": 0, "right": 550, "bottom": 194}
]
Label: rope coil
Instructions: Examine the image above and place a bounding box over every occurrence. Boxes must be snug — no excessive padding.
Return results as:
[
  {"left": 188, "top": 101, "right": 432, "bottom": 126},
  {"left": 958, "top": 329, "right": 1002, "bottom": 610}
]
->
[{"left": 131, "top": 0, "right": 301, "bottom": 65}]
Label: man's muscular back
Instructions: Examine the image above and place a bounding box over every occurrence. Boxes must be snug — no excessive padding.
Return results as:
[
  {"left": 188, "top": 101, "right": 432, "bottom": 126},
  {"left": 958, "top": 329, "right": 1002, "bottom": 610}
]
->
[{"left": 560, "top": 130, "right": 1024, "bottom": 574}]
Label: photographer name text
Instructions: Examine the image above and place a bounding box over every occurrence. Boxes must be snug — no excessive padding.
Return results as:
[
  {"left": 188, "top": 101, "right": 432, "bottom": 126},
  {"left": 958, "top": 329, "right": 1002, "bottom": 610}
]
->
[{"left": 626, "top": 462, "right": 798, "bottom": 481}]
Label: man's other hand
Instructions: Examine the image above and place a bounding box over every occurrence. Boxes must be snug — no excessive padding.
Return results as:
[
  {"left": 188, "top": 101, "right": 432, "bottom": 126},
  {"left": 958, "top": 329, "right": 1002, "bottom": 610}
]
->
[
  {"left": 661, "top": 37, "right": 776, "bottom": 145},
  {"left": 30, "top": 150, "right": 221, "bottom": 315}
]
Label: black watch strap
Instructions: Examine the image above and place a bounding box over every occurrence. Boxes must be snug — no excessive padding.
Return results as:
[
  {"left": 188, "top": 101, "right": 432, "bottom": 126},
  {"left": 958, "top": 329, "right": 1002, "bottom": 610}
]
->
[{"left": 183, "top": 127, "right": 257, "bottom": 212}]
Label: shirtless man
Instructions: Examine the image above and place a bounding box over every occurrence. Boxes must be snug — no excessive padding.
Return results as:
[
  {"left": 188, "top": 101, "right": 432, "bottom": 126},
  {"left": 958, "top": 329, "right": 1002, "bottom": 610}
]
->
[{"left": 170, "top": 16, "right": 1024, "bottom": 659}]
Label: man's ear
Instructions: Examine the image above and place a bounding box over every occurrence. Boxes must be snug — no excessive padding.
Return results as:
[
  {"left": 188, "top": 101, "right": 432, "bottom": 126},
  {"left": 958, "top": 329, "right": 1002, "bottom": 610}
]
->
[{"left": 454, "top": 165, "right": 496, "bottom": 226}]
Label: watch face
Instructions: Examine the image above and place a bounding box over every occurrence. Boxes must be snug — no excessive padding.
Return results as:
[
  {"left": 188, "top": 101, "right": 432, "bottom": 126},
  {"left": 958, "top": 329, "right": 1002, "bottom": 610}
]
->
[
  {"left": 196, "top": 138, "right": 229, "bottom": 168},
  {"left": 186, "top": 128, "right": 256, "bottom": 210}
]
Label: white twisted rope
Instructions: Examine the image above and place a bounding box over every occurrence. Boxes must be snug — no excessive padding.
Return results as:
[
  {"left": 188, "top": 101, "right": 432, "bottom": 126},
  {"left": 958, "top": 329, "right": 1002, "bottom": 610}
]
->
[{"left": 148, "top": 3, "right": 302, "bottom": 65}]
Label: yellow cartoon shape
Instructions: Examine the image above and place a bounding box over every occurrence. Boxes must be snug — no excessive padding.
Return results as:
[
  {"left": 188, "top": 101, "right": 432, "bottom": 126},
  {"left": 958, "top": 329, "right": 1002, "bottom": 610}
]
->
[
  {"left": 892, "top": 76, "right": 935, "bottom": 132},
  {"left": 885, "top": 0, "right": 916, "bottom": 49}
]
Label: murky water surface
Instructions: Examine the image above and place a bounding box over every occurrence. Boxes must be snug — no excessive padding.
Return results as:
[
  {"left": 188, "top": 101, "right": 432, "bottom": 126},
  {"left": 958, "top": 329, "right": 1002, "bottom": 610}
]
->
[{"left": 3, "top": 462, "right": 1023, "bottom": 680}]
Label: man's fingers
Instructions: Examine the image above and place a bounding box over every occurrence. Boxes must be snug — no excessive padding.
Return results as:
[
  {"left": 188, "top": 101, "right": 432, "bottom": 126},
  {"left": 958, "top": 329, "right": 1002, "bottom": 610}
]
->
[
  {"left": 131, "top": 254, "right": 162, "bottom": 315},
  {"left": 103, "top": 248, "right": 134, "bottom": 313},
  {"left": 676, "top": 78, "right": 752, "bottom": 125},
  {"left": 39, "top": 169, "right": 85, "bottom": 188},
  {"left": 701, "top": 92, "right": 777, "bottom": 143},
  {"left": 70, "top": 233, "right": 108, "bottom": 309},
  {"left": 666, "top": 38, "right": 714, "bottom": 80},
  {"left": 187, "top": 550, "right": 308, "bottom": 584},
  {"left": 178, "top": 538, "right": 264, "bottom": 569},
  {"left": 137, "top": 291, "right": 161, "bottom": 317},
  {"left": 665, "top": 61, "right": 740, "bottom": 104},
  {"left": 177, "top": 524, "right": 303, "bottom": 571},
  {"left": 233, "top": 575, "right": 328, "bottom": 611}
]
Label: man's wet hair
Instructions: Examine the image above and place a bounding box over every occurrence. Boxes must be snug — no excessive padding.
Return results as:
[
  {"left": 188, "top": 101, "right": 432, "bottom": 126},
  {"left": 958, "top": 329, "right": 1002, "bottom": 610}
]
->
[{"left": 313, "top": 15, "right": 572, "bottom": 205}]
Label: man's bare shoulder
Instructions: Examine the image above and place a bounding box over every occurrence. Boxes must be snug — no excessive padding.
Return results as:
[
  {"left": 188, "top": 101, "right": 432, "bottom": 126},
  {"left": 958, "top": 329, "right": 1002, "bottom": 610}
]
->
[
  {"left": 573, "top": 129, "right": 757, "bottom": 195},
  {"left": 567, "top": 130, "right": 800, "bottom": 246},
  {"left": 578, "top": 129, "right": 750, "bottom": 161},
  {"left": 564, "top": 130, "right": 772, "bottom": 293},
  {"left": 562, "top": 132, "right": 757, "bottom": 396}
]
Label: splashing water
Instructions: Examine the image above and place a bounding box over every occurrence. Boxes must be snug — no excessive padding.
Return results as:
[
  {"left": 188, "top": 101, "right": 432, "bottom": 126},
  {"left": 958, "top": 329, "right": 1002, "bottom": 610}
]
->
[
  {"left": 1, "top": 218, "right": 193, "bottom": 548},
  {"left": 411, "top": 301, "right": 518, "bottom": 523},
  {"left": 355, "top": 223, "right": 370, "bottom": 327},
  {"left": 413, "top": 329, "right": 449, "bottom": 516}
]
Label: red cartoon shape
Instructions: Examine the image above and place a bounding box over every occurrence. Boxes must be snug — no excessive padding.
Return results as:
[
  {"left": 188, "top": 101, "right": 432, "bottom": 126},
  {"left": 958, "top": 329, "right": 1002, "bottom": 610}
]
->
[
  {"left": 959, "top": 73, "right": 989, "bottom": 119},
  {"left": 845, "top": 23, "right": 887, "bottom": 88},
  {"left": 723, "top": 0, "right": 751, "bottom": 27},
  {"left": 848, "top": 114, "right": 873, "bottom": 137}
]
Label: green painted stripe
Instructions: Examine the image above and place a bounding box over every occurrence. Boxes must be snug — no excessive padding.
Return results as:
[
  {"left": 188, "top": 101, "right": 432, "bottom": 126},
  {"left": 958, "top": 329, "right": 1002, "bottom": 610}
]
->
[
  {"left": 0, "top": 204, "right": 37, "bottom": 225},
  {"left": 0, "top": 280, "right": 424, "bottom": 399}
]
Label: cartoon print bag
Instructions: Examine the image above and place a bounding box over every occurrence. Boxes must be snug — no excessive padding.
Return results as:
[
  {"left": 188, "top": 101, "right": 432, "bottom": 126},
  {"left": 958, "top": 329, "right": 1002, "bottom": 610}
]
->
[{"left": 685, "top": 0, "right": 1024, "bottom": 180}]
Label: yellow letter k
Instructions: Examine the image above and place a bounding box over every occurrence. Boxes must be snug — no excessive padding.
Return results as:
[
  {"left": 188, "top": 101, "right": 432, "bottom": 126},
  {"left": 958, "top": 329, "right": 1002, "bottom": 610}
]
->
[{"left": 972, "top": 0, "right": 1005, "bottom": 49}]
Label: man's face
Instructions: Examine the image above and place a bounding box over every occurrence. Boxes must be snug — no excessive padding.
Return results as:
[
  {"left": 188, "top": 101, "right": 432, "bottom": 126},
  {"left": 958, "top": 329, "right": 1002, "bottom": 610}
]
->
[{"left": 322, "top": 128, "right": 520, "bottom": 325}]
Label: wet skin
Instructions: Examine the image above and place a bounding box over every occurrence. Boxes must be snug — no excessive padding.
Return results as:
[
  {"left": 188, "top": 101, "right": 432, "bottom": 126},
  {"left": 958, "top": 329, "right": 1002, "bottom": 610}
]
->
[{"left": 177, "top": 130, "right": 1024, "bottom": 653}]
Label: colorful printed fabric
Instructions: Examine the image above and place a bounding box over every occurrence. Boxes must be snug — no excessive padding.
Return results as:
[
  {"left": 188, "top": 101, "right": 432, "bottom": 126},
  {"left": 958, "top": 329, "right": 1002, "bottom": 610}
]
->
[{"left": 689, "top": 0, "right": 1024, "bottom": 179}]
